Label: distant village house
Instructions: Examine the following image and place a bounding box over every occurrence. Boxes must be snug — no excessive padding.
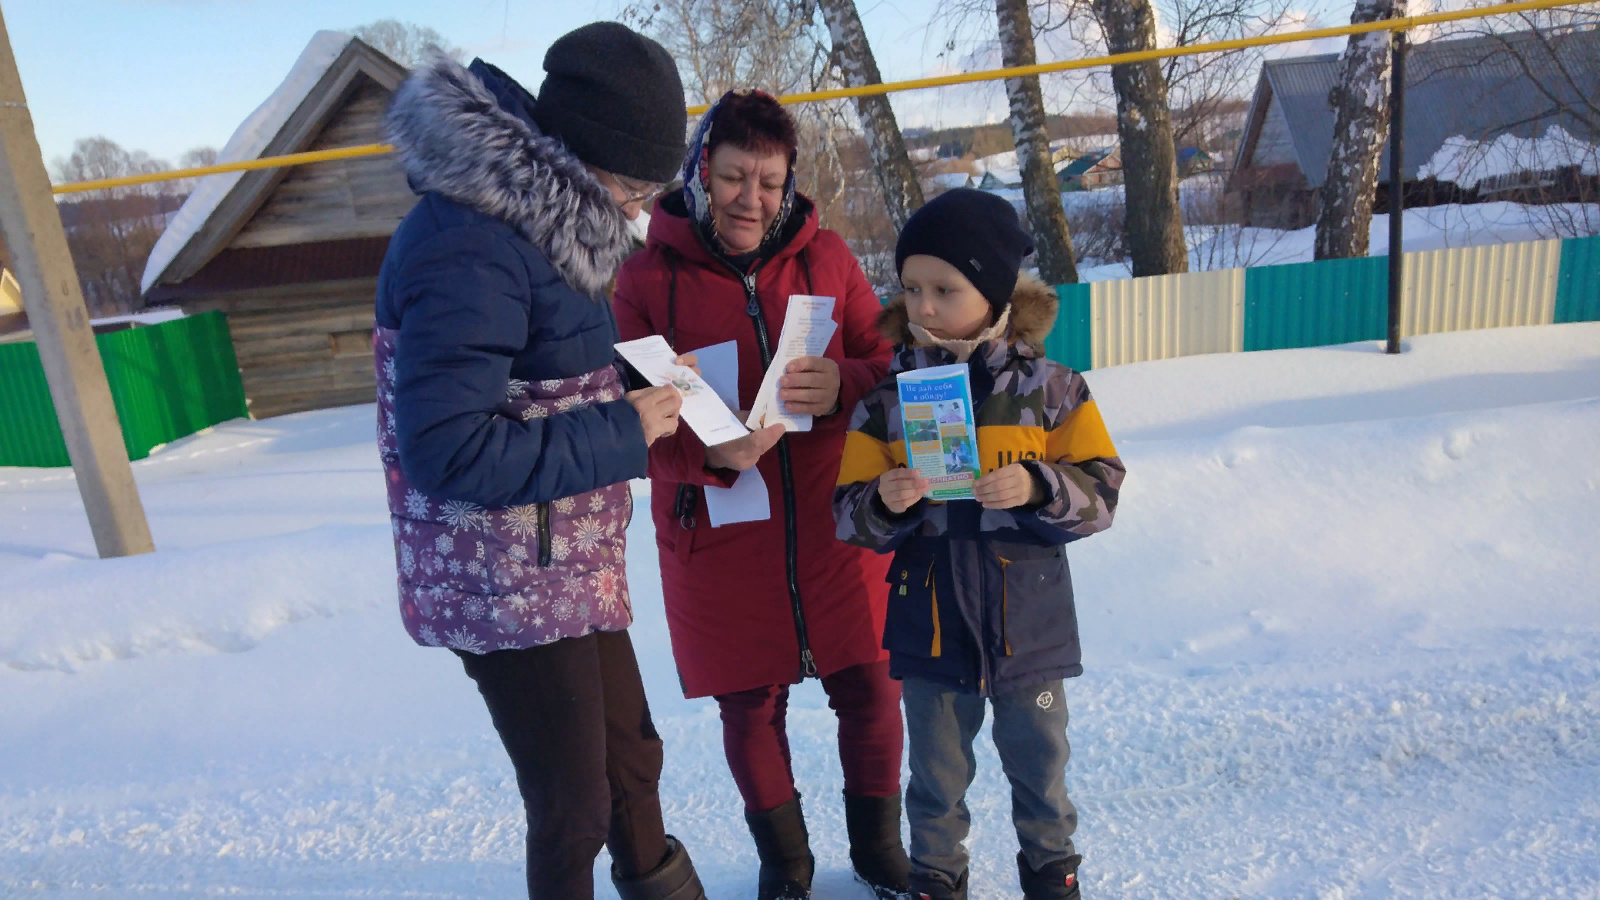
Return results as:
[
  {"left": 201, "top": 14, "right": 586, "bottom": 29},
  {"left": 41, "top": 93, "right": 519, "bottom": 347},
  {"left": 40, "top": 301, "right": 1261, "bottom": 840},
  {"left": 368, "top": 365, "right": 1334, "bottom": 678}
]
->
[{"left": 1229, "top": 27, "right": 1600, "bottom": 229}]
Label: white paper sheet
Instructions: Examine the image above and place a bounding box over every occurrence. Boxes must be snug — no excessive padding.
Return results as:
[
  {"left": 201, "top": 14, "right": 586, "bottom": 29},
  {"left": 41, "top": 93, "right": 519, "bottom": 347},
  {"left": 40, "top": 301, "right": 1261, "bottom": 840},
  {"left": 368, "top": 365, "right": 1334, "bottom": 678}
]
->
[
  {"left": 747, "top": 295, "right": 838, "bottom": 433},
  {"left": 614, "top": 336, "right": 749, "bottom": 447},
  {"left": 693, "top": 340, "right": 771, "bottom": 527}
]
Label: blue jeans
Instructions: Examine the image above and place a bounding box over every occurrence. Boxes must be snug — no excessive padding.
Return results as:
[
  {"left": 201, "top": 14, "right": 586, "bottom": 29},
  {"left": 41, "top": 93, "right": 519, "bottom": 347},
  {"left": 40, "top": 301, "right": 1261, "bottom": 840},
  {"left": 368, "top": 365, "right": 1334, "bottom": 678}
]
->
[{"left": 902, "top": 676, "right": 1078, "bottom": 887}]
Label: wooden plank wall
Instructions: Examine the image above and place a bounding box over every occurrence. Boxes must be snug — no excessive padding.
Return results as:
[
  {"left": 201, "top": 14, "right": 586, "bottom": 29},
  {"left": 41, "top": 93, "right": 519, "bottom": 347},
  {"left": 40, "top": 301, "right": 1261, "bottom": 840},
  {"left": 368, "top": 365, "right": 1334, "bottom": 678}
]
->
[
  {"left": 1252, "top": 93, "right": 1298, "bottom": 169},
  {"left": 184, "top": 278, "right": 377, "bottom": 419},
  {"left": 230, "top": 78, "right": 415, "bottom": 250}
]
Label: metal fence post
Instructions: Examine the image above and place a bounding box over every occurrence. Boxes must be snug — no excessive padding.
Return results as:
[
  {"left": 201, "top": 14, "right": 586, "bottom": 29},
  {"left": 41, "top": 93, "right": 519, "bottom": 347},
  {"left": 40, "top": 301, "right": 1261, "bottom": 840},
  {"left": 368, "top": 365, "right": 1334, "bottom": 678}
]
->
[{"left": 1387, "top": 27, "right": 1407, "bottom": 355}]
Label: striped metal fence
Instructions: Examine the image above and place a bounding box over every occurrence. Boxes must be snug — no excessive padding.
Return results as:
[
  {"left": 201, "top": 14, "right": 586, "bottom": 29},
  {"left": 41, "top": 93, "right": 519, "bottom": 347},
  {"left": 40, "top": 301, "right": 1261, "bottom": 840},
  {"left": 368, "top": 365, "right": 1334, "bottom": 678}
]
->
[
  {"left": 1047, "top": 233, "right": 1600, "bottom": 371},
  {"left": 0, "top": 311, "right": 248, "bottom": 468}
]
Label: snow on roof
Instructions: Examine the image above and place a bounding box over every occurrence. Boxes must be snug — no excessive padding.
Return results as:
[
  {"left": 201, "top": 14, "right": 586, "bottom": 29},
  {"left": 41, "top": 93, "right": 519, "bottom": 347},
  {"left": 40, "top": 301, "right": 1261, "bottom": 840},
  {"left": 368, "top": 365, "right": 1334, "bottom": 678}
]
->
[
  {"left": 927, "top": 171, "right": 972, "bottom": 190},
  {"left": 974, "top": 149, "right": 1017, "bottom": 174},
  {"left": 1419, "top": 125, "right": 1600, "bottom": 190},
  {"left": 91, "top": 309, "right": 187, "bottom": 328},
  {"left": 140, "top": 31, "right": 355, "bottom": 295}
]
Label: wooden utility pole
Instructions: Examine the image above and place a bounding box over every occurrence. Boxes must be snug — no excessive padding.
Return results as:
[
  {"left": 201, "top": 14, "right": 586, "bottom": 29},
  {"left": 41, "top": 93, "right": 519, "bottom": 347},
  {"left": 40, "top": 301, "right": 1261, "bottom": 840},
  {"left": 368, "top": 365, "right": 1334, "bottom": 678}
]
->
[{"left": 0, "top": 8, "right": 153, "bottom": 558}]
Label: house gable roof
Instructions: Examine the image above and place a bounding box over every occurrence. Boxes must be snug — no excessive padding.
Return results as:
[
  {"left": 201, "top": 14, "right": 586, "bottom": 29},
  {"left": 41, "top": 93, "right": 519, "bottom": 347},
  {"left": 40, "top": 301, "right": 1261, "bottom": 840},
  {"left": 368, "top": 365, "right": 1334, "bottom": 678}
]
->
[
  {"left": 1058, "top": 146, "right": 1117, "bottom": 178},
  {"left": 1231, "top": 26, "right": 1600, "bottom": 189},
  {"left": 141, "top": 33, "right": 408, "bottom": 295}
]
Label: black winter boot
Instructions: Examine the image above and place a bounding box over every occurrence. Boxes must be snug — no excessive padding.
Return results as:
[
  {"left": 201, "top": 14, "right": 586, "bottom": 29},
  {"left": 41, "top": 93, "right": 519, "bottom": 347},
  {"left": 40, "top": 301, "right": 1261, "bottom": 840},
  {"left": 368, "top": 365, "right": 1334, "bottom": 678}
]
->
[
  {"left": 1017, "top": 852, "right": 1082, "bottom": 900},
  {"left": 613, "top": 836, "right": 708, "bottom": 900},
  {"left": 909, "top": 868, "right": 968, "bottom": 900},
  {"left": 745, "top": 796, "right": 815, "bottom": 899},
  {"left": 843, "top": 792, "right": 913, "bottom": 898}
]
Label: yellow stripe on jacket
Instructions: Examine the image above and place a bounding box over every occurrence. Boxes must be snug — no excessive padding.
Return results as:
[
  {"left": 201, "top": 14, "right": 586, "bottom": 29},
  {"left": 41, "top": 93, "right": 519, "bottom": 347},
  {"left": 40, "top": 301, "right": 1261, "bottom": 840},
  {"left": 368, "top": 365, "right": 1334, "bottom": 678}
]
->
[
  {"left": 975, "top": 400, "right": 1117, "bottom": 474},
  {"left": 1046, "top": 399, "right": 1118, "bottom": 463},
  {"left": 837, "top": 430, "right": 905, "bottom": 486}
]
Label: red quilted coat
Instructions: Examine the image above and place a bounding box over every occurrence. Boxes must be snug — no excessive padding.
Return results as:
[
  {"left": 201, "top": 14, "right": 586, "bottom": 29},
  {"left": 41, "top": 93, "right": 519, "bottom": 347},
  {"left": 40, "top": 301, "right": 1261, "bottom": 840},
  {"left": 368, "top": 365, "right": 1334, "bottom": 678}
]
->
[{"left": 613, "top": 190, "right": 893, "bottom": 698}]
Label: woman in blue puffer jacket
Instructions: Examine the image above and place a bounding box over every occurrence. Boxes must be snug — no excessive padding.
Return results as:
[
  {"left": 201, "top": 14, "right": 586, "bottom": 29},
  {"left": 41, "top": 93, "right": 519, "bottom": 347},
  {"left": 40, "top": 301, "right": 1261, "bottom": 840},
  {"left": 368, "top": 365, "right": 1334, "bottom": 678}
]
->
[{"left": 375, "top": 23, "right": 703, "bottom": 900}]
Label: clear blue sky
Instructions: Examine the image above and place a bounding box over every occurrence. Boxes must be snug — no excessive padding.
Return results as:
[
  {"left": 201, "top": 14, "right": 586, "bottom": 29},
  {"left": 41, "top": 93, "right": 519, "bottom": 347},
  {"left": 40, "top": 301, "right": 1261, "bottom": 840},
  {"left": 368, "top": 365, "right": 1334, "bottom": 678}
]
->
[{"left": 6, "top": 0, "right": 1349, "bottom": 175}]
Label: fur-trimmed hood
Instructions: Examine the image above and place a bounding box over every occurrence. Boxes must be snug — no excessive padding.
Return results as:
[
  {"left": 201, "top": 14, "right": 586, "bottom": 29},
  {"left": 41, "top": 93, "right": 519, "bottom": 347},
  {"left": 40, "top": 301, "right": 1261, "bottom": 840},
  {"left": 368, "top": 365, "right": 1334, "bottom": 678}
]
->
[
  {"left": 876, "top": 272, "right": 1058, "bottom": 352},
  {"left": 384, "top": 55, "right": 632, "bottom": 297}
]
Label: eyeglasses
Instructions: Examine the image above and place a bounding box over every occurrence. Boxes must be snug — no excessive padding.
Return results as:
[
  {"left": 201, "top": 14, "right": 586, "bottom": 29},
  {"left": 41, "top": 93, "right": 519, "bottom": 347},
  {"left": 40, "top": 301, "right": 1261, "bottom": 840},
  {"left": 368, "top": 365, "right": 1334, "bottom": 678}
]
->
[{"left": 609, "top": 173, "right": 667, "bottom": 206}]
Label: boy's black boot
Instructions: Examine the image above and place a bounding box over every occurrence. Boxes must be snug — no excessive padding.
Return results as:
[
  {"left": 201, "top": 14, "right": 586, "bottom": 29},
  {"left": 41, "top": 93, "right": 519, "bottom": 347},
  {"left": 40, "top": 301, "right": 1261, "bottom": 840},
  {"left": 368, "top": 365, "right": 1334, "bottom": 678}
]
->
[
  {"left": 744, "top": 796, "right": 815, "bottom": 899},
  {"left": 612, "top": 836, "right": 708, "bottom": 900},
  {"left": 1017, "top": 852, "right": 1083, "bottom": 900},
  {"left": 843, "top": 791, "right": 914, "bottom": 898},
  {"left": 909, "top": 868, "right": 968, "bottom": 900}
]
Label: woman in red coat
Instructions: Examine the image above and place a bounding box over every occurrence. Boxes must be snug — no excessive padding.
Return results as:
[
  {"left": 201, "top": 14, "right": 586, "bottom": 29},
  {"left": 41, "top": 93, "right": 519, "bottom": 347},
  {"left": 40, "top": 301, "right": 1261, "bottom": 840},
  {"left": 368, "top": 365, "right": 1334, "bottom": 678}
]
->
[{"left": 613, "top": 91, "right": 910, "bottom": 900}]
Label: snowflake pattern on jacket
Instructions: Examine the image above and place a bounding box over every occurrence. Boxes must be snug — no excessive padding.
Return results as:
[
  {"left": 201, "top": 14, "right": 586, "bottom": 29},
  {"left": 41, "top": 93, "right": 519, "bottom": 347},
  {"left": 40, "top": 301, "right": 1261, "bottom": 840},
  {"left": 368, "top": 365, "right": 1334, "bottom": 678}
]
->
[{"left": 376, "top": 327, "right": 633, "bottom": 653}]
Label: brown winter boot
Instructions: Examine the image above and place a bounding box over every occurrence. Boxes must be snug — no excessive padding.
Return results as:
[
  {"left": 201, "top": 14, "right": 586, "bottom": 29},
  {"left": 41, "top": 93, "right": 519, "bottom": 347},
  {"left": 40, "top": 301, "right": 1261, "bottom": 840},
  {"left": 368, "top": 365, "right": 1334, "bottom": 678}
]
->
[
  {"left": 745, "top": 795, "right": 815, "bottom": 899},
  {"left": 612, "top": 836, "right": 707, "bottom": 900}
]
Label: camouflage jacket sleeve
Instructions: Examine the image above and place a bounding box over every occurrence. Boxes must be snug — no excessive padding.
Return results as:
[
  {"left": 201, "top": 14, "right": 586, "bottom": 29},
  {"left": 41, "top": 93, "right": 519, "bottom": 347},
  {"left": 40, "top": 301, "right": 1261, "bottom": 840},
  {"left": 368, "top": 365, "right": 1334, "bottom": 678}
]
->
[
  {"left": 832, "top": 376, "right": 927, "bottom": 553},
  {"left": 1016, "top": 366, "right": 1124, "bottom": 545}
]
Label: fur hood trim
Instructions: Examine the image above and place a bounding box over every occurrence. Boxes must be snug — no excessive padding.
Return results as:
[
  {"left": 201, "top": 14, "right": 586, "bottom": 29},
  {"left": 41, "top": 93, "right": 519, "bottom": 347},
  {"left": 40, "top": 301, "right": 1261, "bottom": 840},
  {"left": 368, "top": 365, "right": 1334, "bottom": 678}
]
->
[
  {"left": 877, "top": 272, "right": 1057, "bottom": 351},
  {"left": 385, "top": 55, "right": 632, "bottom": 297}
]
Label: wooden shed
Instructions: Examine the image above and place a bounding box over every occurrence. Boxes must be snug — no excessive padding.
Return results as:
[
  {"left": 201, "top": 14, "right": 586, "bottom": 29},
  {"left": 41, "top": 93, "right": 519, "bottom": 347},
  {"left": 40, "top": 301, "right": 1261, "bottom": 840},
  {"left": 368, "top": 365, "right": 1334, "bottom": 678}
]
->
[{"left": 141, "top": 32, "right": 414, "bottom": 419}]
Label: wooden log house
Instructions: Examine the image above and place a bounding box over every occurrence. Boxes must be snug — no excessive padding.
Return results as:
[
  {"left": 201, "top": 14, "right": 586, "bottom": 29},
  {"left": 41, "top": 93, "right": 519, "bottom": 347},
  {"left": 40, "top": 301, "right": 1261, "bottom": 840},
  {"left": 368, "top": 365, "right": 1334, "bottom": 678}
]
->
[{"left": 142, "top": 34, "right": 414, "bottom": 418}]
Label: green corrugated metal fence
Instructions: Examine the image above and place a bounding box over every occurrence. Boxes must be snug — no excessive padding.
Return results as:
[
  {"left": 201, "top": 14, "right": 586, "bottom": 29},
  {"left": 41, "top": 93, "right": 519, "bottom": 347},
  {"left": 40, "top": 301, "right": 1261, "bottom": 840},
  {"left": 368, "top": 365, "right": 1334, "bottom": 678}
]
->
[
  {"left": 1242, "top": 256, "right": 1388, "bottom": 352},
  {"left": 1554, "top": 234, "right": 1600, "bottom": 325},
  {"left": 1044, "top": 283, "right": 1093, "bottom": 372},
  {"left": 1038, "top": 233, "right": 1600, "bottom": 371},
  {"left": 0, "top": 311, "right": 248, "bottom": 468}
]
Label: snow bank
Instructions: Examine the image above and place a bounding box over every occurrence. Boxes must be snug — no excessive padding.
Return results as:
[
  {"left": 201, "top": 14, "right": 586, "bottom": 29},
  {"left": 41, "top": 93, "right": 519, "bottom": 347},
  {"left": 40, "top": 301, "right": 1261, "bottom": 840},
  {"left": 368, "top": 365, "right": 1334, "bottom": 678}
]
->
[
  {"left": 139, "top": 31, "right": 353, "bottom": 295},
  {"left": 0, "top": 525, "right": 392, "bottom": 673}
]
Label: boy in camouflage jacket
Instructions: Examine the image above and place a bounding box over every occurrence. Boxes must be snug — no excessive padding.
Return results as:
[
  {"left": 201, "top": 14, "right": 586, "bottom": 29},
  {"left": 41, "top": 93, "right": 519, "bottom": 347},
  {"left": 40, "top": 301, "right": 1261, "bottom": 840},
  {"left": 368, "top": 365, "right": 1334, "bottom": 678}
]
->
[{"left": 832, "top": 190, "right": 1124, "bottom": 900}]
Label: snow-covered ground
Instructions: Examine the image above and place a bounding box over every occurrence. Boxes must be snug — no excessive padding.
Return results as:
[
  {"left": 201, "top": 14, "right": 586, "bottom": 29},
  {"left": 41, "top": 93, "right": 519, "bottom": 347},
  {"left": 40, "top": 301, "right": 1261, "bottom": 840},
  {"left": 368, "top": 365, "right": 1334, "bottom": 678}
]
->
[{"left": 4, "top": 324, "right": 1600, "bottom": 898}]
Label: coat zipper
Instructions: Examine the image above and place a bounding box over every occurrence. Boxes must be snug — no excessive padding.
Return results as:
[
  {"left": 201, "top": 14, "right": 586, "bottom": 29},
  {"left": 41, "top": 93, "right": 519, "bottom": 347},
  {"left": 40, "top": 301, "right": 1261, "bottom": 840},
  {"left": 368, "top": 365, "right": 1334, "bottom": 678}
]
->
[
  {"left": 976, "top": 545, "right": 992, "bottom": 696},
  {"left": 743, "top": 269, "right": 817, "bottom": 679},
  {"left": 997, "top": 555, "right": 1013, "bottom": 656},
  {"left": 537, "top": 501, "right": 552, "bottom": 567}
]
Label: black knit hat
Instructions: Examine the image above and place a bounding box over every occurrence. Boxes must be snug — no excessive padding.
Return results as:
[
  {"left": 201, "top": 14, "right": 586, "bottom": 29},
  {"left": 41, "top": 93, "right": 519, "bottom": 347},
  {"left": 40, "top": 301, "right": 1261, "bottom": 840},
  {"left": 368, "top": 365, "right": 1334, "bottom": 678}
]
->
[
  {"left": 895, "top": 188, "right": 1035, "bottom": 314},
  {"left": 533, "top": 22, "right": 687, "bottom": 183}
]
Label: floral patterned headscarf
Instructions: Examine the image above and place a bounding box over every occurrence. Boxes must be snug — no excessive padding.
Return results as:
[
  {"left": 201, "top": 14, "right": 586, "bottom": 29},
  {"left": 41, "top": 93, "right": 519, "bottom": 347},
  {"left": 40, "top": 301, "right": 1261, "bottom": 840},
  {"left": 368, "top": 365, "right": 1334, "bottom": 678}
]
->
[{"left": 680, "top": 89, "right": 798, "bottom": 260}]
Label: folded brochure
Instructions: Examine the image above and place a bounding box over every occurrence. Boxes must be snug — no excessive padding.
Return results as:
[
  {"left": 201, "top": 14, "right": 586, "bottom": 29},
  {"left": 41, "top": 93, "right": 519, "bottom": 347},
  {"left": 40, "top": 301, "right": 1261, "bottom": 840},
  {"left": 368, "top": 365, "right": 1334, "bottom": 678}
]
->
[
  {"left": 746, "top": 295, "right": 837, "bottom": 433},
  {"left": 897, "top": 363, "right": 981, "bottom": 501},
  {"left": 614, "top": 335, "right": 750, "bottom": 446}
]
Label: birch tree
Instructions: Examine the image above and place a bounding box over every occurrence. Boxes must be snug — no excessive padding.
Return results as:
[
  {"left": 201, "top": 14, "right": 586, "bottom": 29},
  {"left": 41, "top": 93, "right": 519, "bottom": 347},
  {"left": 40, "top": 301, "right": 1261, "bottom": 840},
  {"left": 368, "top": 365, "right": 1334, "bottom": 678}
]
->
[
  {"left": 816, "top": 0, "right": 924, "bottom": 229},
  {"left": 1090, "top": 0, "right": 1189, "bottom": 276},
  {"left": 996, "top": 0, "right": 1079, "bottom": 285},
  {"left": 1313, "top": 0, "right": 1404, "bottom": 260}
]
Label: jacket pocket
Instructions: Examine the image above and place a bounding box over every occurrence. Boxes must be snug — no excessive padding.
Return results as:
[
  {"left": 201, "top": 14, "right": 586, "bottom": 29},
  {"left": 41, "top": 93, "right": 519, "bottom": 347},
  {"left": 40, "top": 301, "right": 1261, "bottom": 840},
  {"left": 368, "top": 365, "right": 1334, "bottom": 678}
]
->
[
  {"left": 998, "top": 554, "right": 1074, "bottom": 656},
  {"left": 536, "top": 502, "right": 552, "bottom": 567},
  {"left": 883, "top": 556, "right": 942, "bottom": 659}
]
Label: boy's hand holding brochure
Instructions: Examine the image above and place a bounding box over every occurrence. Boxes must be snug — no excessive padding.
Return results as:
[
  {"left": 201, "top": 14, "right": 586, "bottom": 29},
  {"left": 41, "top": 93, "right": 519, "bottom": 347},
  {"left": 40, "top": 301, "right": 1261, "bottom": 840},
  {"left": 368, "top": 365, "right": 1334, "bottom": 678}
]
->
[
  {"left": 973, "top": 463, "right": 1045, "bottom": 509},
  {"left": 876, "top": 468, "right": 929, "bottom": 514}
]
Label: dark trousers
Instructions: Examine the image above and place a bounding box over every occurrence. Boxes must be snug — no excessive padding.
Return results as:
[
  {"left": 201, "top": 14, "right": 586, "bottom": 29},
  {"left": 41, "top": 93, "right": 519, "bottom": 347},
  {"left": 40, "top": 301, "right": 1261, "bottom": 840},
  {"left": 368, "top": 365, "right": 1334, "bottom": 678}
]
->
[
  {"left": 457, "top": 630, "right": 669, "bottom": 898},
  {"left": 714, "top": 659, "right": 905, "bottom": 812}
]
